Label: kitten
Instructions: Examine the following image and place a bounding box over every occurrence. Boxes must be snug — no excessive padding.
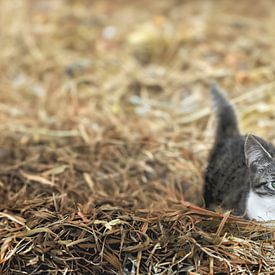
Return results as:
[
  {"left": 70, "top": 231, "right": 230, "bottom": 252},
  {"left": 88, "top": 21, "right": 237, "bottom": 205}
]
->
[{"left": 204, "top": 84, "right": 275, "bottom": 221}]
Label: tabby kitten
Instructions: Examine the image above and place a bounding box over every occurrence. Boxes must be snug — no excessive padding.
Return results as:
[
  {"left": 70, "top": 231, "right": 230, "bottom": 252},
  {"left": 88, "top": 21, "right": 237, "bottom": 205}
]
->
[{"left": 204, "top": 84, "right": 275, "bottom": 221}]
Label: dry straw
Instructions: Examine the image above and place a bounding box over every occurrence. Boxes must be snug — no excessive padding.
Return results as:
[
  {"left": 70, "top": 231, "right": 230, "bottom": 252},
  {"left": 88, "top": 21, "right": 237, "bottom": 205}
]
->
[{"left": 0, "top": 0, "right": 275, "bottom": 274}]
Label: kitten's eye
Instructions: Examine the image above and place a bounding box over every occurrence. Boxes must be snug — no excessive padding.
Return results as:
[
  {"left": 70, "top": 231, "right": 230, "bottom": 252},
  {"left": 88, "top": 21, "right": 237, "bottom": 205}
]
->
[{"left": 268, "top": 181, "right": 275, "bottom": 190}]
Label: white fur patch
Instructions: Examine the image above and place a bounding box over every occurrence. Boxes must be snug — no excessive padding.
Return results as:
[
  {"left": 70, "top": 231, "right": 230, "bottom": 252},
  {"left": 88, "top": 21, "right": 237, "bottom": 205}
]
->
[{"left": 246, "top": 190, "right": 275, "bottom": 221}]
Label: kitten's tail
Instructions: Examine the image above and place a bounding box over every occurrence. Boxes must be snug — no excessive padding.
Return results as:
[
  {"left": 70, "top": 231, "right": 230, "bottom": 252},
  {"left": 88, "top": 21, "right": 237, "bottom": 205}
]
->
[{"left": 211, "top": 83, "right": 240, "bottom": 144}]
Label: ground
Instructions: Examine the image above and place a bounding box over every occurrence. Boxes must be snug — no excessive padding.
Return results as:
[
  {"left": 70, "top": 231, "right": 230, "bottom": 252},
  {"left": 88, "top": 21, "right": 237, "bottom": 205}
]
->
[{"left": 0, "top": 0, "right": 275, "bottom": 274}]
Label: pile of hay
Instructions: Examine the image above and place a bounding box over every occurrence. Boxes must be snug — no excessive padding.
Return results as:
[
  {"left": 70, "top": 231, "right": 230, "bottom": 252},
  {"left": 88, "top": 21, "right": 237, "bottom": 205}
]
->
[{"left": 0, "top": 0, "right": 275, "bottom": 273}]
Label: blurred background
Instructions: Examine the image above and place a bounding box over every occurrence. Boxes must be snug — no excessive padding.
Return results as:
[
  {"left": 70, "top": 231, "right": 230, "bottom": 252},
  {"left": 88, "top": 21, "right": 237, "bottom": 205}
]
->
[{"left": 0, "top": 0, "right": 275, "bottom": 206}]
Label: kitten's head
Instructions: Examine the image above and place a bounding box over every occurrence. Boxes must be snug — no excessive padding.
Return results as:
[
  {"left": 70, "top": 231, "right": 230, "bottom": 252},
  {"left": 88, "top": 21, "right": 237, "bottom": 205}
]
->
[{"left": 245, "top": 135, "right": 275, "bottom": 196}]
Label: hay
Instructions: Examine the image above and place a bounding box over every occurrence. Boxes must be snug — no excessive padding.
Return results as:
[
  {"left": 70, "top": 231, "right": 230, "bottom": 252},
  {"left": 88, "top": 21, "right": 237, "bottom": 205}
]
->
[
  {"left": 0, "top": 0, "right": 275, "bottom": 274},
  {"left": 1, "top": 199, "right": 274, "bottom": 274}
]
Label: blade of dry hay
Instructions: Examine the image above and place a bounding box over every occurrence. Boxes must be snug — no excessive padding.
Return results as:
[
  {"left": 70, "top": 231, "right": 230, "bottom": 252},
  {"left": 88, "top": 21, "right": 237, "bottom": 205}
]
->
[
  {"left": 20, "top": 170, "right": 55, "bottom": 186},
  {"left": 0, "top": 212, "right": 26, "bottom": 227}
]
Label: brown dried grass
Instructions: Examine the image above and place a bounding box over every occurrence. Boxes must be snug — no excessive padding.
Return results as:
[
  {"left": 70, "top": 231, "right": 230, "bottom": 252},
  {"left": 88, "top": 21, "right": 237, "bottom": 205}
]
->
[{"left": 0, "top": 0, "right": 275, "bottom": 274}]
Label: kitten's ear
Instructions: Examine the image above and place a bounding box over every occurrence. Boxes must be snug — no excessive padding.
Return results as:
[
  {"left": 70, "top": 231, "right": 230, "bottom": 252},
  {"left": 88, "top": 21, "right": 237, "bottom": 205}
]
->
[{"left": 245, "top": 135, "right": 272, "bottom": 169}]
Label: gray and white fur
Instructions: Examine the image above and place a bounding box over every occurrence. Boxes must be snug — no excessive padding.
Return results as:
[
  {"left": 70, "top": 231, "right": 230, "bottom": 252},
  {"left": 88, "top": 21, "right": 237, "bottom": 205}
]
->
[{"left": 204, "top": 84, "right": 275, "bottom": 221}]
